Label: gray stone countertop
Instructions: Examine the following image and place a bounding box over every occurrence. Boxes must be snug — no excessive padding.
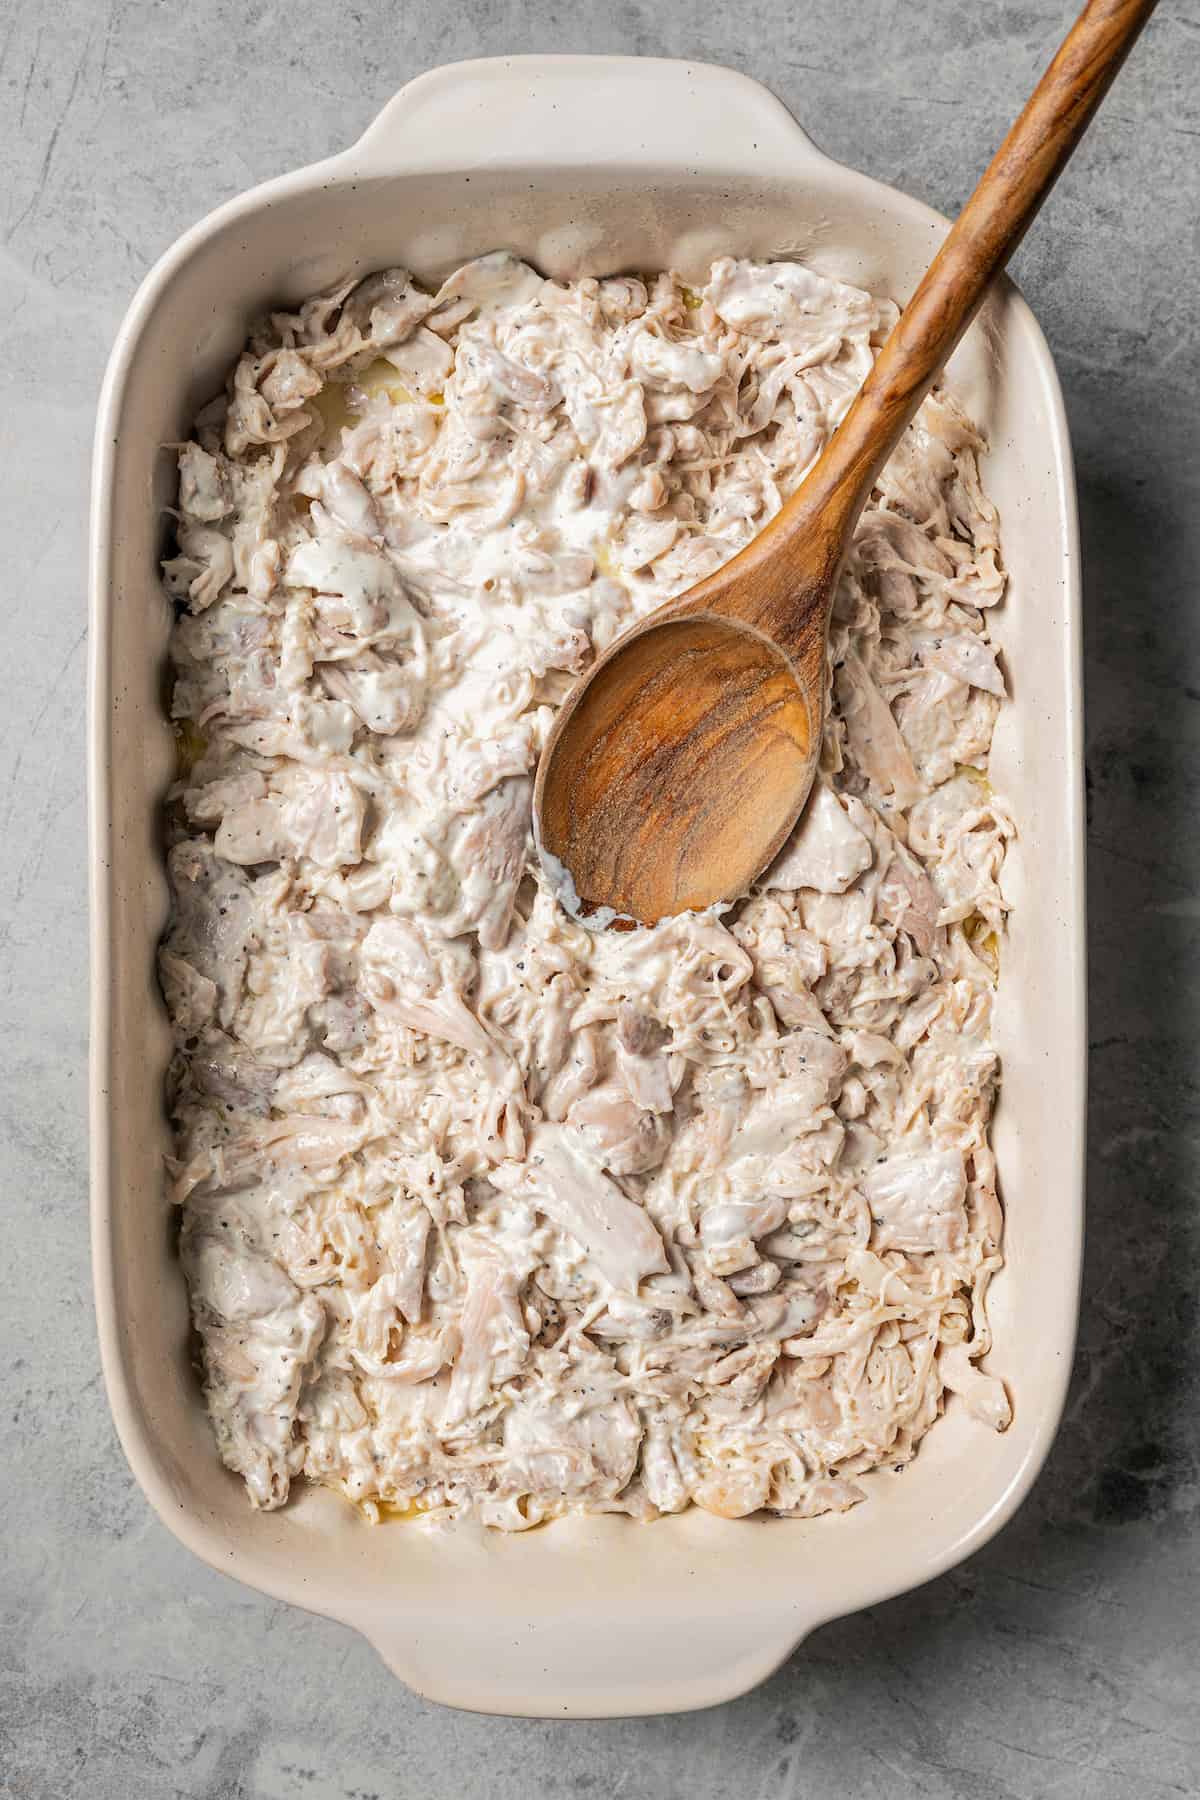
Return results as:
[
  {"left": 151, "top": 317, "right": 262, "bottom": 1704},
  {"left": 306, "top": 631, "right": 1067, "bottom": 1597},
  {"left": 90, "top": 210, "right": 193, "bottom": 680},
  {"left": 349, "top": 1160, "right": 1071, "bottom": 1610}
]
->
[{"left": 2, "top": 1, "right": 1197, "bottom": 1794}]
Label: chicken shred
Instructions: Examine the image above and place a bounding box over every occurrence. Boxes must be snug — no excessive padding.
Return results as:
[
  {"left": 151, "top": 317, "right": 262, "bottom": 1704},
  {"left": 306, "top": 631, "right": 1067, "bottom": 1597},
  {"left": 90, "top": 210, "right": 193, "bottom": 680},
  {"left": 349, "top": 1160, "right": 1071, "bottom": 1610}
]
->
[{"left": 161, "top": 254, "right": 1014, "bottom": 1526}]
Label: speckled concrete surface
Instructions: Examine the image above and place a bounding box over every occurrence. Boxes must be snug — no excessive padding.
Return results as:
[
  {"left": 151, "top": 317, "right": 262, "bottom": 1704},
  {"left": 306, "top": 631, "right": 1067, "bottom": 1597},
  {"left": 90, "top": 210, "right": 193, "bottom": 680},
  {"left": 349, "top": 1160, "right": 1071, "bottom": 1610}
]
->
[{"left": 2, "top": 2, "right": 1198, "bottom": 1795}]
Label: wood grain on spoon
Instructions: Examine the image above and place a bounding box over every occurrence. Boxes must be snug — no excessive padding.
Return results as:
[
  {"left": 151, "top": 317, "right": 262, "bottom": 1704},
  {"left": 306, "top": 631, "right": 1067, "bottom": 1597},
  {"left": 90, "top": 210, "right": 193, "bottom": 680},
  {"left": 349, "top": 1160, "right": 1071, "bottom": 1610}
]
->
[{"left": 534, "top": 0, "right": 1157, "bottom": 925}]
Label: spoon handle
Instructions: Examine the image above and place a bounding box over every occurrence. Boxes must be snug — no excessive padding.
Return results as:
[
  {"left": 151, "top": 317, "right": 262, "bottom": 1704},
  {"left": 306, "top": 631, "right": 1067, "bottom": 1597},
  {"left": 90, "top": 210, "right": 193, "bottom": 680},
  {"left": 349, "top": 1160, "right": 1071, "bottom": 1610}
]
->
[{"left": 775, "top": 0, "right": 1158, "bottom": 556}]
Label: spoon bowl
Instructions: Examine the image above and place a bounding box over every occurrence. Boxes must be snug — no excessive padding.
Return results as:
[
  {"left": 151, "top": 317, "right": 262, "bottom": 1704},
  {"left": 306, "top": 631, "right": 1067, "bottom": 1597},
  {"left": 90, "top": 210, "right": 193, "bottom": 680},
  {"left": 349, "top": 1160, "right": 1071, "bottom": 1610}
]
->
[{"left": 535, "top": 610, "right": 815, "bottom": 924}]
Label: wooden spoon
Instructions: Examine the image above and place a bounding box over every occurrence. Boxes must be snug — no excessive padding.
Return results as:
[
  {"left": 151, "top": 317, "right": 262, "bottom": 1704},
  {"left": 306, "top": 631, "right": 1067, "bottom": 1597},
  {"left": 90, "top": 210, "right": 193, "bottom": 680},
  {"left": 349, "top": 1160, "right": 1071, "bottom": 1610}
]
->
[{"left": 534, "top": 0, "right": 1156, "bottom": 926}]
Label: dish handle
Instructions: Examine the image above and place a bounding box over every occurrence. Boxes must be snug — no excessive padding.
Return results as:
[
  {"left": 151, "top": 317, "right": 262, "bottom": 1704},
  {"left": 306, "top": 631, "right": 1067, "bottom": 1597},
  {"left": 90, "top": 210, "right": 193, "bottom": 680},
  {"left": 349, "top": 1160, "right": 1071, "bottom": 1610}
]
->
[
  {"left": 361, "top": 1602, "right": 813, "bottom": 1717},
  {"left": 346, "top": 55, "right": 829, "bottom": 178}
]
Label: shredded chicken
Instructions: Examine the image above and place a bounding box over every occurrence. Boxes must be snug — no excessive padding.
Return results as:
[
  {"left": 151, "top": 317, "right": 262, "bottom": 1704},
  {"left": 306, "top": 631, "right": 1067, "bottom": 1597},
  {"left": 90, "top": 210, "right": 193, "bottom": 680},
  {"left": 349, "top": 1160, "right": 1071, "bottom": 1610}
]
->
[{"left": 161, "top": 254, "right": 1013, "bottom": 1528}]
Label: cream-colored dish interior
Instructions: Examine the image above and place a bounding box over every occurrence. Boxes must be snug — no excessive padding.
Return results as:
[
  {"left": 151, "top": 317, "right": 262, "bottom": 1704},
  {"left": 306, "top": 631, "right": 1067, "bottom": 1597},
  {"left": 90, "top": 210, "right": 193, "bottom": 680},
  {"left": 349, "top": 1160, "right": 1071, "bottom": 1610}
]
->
[{"left": 90, "top": 56, "right": 1083, "bottom": 1718}]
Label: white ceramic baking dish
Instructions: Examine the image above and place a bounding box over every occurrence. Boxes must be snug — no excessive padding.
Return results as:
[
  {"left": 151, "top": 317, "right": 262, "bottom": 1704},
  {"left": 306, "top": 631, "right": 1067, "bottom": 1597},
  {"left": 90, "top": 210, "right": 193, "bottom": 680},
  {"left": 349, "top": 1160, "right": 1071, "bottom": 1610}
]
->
[{"left": 89, "top": 55, "right": 1085, "bottom": 1718}]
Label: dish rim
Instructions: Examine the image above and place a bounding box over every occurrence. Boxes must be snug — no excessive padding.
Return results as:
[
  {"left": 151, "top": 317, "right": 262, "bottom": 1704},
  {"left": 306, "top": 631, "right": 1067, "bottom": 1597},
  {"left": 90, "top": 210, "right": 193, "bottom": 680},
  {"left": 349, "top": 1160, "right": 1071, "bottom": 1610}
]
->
[{"left": 89, "top": 52, "right": 1086, "bottom": 1715}]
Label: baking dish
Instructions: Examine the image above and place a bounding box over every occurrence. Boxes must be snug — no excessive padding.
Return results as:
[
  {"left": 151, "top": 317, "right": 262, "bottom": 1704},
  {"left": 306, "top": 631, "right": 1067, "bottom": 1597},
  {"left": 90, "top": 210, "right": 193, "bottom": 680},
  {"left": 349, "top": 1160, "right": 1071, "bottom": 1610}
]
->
[{"left": 89, "top": 55, "right": 1084, "bottom": 1718}]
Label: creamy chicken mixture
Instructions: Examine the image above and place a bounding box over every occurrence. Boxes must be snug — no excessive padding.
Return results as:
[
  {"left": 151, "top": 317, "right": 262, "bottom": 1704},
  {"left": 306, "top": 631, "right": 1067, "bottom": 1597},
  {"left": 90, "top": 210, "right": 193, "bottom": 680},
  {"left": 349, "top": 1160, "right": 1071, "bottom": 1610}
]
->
[{"left": 161, "top": 253, "right": 1015, "bottom": 1527}]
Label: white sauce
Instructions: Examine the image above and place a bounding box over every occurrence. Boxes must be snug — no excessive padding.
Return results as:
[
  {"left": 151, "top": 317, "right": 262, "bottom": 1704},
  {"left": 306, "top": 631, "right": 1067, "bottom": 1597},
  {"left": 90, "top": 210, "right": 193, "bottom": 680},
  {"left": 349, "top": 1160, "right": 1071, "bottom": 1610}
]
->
[{"left": 161, "top": 254, "right": 1014, "bottom": 1526}]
